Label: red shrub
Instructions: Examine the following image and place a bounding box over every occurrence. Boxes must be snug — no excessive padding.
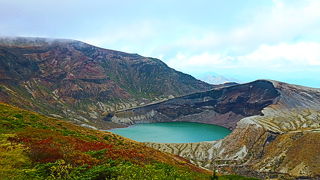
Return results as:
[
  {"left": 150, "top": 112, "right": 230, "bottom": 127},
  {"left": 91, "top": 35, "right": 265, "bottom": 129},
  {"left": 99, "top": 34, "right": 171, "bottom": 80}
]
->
[
  {"left": 29, "top": 137, "right": 64, "bottom": 163},
  {"left": 70, "top": 138, "right": 113, "bottom": 152},
  {"left": 64, "top": 151, "right": 99, "bottom": 166},
  {"left": 106, "top": 148, "right": 147, "bottom": 163}
]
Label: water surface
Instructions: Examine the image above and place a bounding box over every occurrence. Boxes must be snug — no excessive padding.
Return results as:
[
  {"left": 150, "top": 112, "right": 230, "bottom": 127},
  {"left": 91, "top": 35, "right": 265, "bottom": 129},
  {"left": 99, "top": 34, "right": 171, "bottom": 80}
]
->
[{"left": 108, "top": 122, "right": 231, "bottom": 143}]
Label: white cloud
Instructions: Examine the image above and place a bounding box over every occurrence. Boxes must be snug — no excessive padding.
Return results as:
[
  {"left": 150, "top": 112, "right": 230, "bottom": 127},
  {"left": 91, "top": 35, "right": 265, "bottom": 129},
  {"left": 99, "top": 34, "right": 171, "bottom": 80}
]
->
[
  {"left": 167, "top": 42, "right": 320, "bottom": 73},
  {"left": 77, "top": 0, "right": 320, "bottom": 63},
  {"left": 171, "top": 32, "right": 221, "bottom": 51},
  {"left": 165, "top": 0, "right": 320, "bottom": 81},
  {"left": 240, "top": 42, "right": 320, "bottom": 67},
  {"left": 229, "top": 0, "right": 320, "bottom": 47},
  {"left": 167, "top": 52, "right": 235, "bottom": 71},
  {"left": 82, "top": 21, "right": 156, "bottom": 46},
  {"left": 162, "top": 0, "right": 320, "bottom": 55}
]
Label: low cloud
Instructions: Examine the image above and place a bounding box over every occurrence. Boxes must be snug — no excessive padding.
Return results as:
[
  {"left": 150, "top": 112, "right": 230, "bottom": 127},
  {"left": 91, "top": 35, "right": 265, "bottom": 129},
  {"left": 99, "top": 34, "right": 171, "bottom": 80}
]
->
[
  {"left": 239, "top": 42, "right": 320, "bottom": 67},
  {"left": 168, "top": 42, "right": 320, "bottom": 72}
]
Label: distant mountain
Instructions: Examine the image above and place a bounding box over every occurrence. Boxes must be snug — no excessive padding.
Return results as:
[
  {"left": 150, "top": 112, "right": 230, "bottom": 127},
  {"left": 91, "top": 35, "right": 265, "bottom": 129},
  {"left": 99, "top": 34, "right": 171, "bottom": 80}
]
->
[
  {"left": 198, "top": 74, "right": 239, "bottom": 85},
  {"left": 0, "top": 37, "right": 212, "bottom": 128}
]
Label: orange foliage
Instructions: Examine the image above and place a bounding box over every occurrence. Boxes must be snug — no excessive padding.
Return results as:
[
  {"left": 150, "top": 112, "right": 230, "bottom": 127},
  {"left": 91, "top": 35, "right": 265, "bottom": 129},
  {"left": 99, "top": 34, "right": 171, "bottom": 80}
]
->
[
  {"left": 8, "top": 132, "right": 112, "bottom": 165},
  {"left": 70, "top": 138, "right": 113, "bottom": 152},
  {"left": 106, "top": 148, "right": 147, "bottom": 164},
  {"left": 64, "top": 151, "right": 99, "bottom": 166},
  {"left": 28, "top": 137, "right": 63, "bottom": 163}
]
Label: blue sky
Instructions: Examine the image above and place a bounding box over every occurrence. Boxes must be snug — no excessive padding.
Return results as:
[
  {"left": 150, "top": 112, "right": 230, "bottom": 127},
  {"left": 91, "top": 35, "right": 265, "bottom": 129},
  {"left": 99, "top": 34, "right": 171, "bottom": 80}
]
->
[{"left": 1, "top": 0, "right": 320, "bottom": 87}]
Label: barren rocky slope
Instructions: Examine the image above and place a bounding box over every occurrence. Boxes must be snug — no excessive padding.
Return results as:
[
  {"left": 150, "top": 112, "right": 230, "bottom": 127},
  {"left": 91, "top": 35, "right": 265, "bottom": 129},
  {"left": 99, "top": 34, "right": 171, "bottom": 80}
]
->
[
  {"left": 114, "top": 80, "right": 320, "bottom": 179},
  {"left": 108, "top": 80, "right": 280, "bottom": 129},
  {"left": 0, "top": 37, "right": 212, "bottom": 129}
]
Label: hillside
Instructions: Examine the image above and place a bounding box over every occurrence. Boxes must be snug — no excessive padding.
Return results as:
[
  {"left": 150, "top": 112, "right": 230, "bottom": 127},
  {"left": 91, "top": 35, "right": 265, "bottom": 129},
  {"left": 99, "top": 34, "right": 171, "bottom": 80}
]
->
[
  {"left": 0, "top": 37, "right": 212, "bottom": 129},
  {"left": 112, "top": 80, "right": 320, "bottom": 179},
  {"left": 0, "top": 102, "right": 214, "bottom": 179}
]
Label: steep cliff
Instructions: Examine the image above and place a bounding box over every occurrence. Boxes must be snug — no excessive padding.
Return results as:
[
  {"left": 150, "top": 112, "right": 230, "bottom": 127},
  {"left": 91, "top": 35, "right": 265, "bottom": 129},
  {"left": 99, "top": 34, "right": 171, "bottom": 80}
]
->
[{"left": 109, "top": 80, "right": 280, "bottom": 129}]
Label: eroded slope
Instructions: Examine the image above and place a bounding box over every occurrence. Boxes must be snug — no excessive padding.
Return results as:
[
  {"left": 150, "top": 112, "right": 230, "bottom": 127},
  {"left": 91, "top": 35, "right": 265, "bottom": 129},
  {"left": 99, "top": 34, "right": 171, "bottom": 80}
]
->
[
  {"left": 143, "top": 81, "right": 320, "bottom": 179},
  {"left": 109, "top": 80, "right": 280, "bottom": 130}
]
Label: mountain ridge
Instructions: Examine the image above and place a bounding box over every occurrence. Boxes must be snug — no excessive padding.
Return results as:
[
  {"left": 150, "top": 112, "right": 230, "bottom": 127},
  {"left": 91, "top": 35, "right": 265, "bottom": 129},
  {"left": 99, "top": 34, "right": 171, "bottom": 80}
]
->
[{"left": 0, "top": 36, "right": 212, "bottom": 129}]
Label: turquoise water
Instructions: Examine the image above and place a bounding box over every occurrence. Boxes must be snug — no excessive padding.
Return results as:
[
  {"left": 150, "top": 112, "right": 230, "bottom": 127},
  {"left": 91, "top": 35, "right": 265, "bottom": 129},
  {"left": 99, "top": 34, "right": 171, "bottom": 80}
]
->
[{"left": 108, "top": 122, "right": 231, "bottom": 143}]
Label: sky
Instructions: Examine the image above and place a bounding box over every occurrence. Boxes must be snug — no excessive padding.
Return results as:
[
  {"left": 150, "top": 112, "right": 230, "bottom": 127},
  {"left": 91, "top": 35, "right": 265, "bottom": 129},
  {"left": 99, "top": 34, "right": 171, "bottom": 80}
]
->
[{"left": 0, "top": 0, "right": 320, "bottom": 87}]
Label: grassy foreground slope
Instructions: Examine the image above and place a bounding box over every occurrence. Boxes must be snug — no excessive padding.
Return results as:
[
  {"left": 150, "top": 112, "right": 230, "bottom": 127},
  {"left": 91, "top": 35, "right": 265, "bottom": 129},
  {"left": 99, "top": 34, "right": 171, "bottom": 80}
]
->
[{"left": 0, "top": 102, "right": 212, "bottom": 180}]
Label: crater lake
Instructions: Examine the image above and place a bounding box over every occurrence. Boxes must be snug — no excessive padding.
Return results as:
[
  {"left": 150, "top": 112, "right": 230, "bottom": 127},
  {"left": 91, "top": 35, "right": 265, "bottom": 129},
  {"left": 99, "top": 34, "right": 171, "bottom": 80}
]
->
[{"left": 108, "top": 122, "right": 231, "bottom": 143}]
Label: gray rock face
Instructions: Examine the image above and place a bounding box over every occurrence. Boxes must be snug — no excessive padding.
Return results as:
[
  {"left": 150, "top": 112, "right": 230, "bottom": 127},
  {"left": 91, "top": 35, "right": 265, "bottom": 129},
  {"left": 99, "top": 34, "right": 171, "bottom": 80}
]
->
[{"left": 109, "top": 80, "right": 280, "bottom": 129}]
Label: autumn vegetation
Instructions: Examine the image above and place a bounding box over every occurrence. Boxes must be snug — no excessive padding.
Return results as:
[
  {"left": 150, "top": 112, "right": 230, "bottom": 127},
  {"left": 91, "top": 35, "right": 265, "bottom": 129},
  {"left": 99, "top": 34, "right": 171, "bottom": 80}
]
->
[
  {"left": 0, "top": 102, "right": 213, "bottom": 179},
  {"left": 0, "top": 103, "right": 260, "bottom": 179}
]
